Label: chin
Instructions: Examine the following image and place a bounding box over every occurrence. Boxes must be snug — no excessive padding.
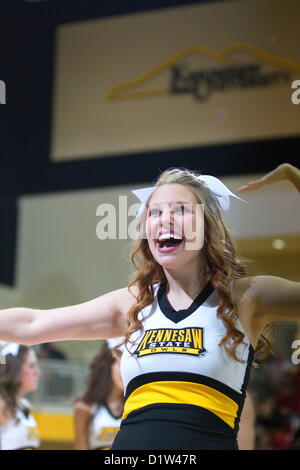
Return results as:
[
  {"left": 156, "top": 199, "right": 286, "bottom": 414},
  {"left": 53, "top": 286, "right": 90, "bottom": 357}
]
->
[{"left": 156, "top": 258, "right": 184, "bottom": 270}]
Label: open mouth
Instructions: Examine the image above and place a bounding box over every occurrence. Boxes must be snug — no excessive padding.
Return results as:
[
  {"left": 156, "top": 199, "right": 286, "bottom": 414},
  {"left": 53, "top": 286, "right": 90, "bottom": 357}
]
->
[{"left": 156, "top": 236, "right": 184, "bottom": 253}]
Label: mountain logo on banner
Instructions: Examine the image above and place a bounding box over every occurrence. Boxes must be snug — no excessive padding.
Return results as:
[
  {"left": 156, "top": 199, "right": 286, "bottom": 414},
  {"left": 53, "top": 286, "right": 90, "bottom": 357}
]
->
[{"left": 106, "top": 42, "right": 300, "bottom": 102}]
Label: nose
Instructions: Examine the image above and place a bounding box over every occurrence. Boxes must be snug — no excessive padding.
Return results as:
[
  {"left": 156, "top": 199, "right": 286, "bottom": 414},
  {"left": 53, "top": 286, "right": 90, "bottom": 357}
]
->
[{"left": 160, "top": 206, "right": 174, "bottom": 227}]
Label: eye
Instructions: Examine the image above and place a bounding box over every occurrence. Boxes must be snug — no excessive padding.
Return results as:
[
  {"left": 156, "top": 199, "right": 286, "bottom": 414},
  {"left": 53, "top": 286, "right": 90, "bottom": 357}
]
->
[
  {"left": 174, "top": 204, "right": 187, "bottom": 214},
  {"left": 149, "top": 208, "right": 161, "bottom": 216}
]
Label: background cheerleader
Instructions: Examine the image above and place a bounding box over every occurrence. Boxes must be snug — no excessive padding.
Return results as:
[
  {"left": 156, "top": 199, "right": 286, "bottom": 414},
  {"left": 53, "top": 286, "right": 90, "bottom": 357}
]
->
[
  {"left": 0, "top": 342, "right": 41, "bottom": 450},
  {"left": 73, "top": 339, "right": 124, "bottom": 450}
]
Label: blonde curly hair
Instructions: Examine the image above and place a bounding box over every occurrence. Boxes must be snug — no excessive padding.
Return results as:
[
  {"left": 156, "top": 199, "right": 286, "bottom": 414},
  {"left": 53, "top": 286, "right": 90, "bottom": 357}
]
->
[{"left": 113, "top": 167, "right": 271, "bottom": 365}]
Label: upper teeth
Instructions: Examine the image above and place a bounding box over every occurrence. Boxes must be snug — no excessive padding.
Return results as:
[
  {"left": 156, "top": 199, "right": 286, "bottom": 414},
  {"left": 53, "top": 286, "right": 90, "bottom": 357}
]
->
[{"left": 158, "top": 233, "right": 182, "bottom": 241}]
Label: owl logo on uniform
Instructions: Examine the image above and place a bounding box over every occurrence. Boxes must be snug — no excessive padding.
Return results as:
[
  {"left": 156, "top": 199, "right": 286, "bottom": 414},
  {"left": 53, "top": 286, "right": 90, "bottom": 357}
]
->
[{"left": 134, "top": 327, "right": 206, "bottom": 357}]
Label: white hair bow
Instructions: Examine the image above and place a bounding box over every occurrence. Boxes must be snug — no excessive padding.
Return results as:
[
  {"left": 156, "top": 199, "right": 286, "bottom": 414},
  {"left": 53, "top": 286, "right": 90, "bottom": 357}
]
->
[
  {"left": 131, "top": 174, "right": 246, "bottom": 218},
  {"left": 0, "top": 341, "right": 20, "bottom": 357}
]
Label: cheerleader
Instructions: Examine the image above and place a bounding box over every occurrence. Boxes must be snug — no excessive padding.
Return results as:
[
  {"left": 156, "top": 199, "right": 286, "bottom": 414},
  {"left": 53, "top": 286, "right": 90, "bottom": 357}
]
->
[
  {"left": 0, "top": 163, "right": 299, "bottom": 449},
  {"left": 0, "top": 343, "right": 40, "bottom": 450},
  {"left": 73, "top": 339, "right": 124, "bottom": 450}
]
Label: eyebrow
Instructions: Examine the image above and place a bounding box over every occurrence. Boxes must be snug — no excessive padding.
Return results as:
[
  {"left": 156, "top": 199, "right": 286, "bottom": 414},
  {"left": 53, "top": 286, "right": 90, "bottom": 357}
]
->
[{"left": 148, "top": 200, "right": 194, "bottom": 207}]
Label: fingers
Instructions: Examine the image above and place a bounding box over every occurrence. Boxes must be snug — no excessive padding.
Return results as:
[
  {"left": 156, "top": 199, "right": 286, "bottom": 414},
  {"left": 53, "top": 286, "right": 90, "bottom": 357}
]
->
[
  {"left": 237, "top": 164, "right": 292, "bottom": 193},
  {"left": 237, "top": 181, "right": 262, "bottom": 192}
]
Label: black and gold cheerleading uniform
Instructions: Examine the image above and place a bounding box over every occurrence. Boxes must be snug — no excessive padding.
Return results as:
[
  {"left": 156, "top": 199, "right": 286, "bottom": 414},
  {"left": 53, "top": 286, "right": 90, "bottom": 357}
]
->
[
  {"left": 0, "top": 398, "right": 40, "bottom": 450},
  {"left": 111, "top": 280, "right": 254, "bottom": 450},
  {"left": 89, "top": 402, "right": 122, "bottom": 450}
]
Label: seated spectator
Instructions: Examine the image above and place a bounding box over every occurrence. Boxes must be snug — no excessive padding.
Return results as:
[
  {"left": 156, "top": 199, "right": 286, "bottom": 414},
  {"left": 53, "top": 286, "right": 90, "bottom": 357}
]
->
[
  {"left": 275, "top": 367, "right": 300, "bottom": 415},
  {"left": 288, "top": 428, "right": 300, "bottom": 450},
  {"left": 255, "top": 388, "right": 293, "bottom": 450}
]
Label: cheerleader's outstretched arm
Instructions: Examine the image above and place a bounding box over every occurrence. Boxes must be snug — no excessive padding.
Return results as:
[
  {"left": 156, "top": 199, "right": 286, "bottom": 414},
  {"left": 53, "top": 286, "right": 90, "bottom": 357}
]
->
[
  {"left": 0, "top": 286, "right": 137, "bottom": 346},
  {"left": 237, "top": 162, "right": 300, "bottom": 323},
  {"left": 251, "top": 275, "right": 300, "bottom": 323},
  {"left": 237, "top": 163, "right": 300, "bottom": 193}
]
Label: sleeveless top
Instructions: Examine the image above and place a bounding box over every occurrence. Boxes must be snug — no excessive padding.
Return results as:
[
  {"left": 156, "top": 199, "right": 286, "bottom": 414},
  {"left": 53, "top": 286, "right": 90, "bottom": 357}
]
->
[
  {"left": 0, "top": 398, "right": 40, "bottom": 450},
  {"left": 120, "top": 280, "right": 254, "bottom": 436},
  {"left": 89, "top": 402, "right": 122, "bottom": 449}
]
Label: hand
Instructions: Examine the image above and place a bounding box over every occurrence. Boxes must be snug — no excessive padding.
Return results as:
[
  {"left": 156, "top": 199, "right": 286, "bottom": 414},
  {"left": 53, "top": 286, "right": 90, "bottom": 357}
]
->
[{"left": 237, "top": 163, "right": 292, "bottom": 192}]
